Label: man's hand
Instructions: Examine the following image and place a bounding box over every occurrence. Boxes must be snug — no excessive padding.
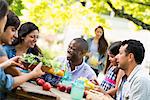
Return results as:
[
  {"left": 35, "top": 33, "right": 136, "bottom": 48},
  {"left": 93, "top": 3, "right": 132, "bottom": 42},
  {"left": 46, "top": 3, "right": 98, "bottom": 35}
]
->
[
  {"left": 0, "top": 56, "right": 23, "bottom": 69},
  {"left": 30, "top": 62, "right": 45, "bottom": 78}
]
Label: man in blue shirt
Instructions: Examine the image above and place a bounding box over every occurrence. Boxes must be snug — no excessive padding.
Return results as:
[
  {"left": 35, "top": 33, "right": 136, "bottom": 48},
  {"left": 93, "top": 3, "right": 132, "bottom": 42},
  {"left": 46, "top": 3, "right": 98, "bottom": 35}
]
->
[{"left": 0, "top": 10, "right": 21, "bottom": 76}]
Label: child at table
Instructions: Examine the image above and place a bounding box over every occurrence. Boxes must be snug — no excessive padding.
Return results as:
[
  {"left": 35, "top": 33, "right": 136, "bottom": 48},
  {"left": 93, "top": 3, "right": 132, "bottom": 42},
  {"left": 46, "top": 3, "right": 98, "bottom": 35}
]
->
[{"left": 95, "top": 41, "right": 124, "bottom": 97}]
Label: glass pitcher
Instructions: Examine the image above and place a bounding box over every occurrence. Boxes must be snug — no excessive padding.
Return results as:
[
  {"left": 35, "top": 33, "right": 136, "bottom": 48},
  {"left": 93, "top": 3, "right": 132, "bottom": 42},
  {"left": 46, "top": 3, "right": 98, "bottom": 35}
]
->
[{"left": 71, "top": 80, "right": 85, "bottom": 100}]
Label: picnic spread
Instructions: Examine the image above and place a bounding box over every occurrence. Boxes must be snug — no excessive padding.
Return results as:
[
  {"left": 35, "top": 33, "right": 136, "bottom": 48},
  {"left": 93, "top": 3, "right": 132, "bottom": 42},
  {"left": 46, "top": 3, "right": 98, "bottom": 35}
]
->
[{"left": 7, "top": 54, "right": 113, "bottom": 100}]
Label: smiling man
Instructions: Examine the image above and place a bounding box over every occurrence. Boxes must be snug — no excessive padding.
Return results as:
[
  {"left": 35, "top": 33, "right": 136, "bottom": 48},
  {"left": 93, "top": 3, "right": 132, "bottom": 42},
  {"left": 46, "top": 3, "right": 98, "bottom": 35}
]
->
[
  {"left": 116, "top": 39, "right": 150, "bottom": 100},
  {"left": 0, "top": 10, "right": 21, "bottom": 76},
  {"left": 2, "top": 10, "right": 20, "bottom": 45},
  {"left": 56, "top": 38, "right": 97, "bottom": 81}
]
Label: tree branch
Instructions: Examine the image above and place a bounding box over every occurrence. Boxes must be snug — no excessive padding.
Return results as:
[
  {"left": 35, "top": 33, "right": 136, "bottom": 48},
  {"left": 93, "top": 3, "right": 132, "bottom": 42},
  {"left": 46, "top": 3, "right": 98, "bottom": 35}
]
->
[
  {"left": 107, "top": 1, "right": 150, "bottom": 30},
  {"left": 126, "top": 0, "right": 150, "bottom": 6}
]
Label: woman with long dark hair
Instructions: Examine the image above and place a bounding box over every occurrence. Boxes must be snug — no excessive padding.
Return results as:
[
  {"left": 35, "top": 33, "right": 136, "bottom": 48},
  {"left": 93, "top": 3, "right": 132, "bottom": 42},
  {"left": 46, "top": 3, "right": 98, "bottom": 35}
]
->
[{"left": 86, "top": 25, "right": 108, "bottom": 75}]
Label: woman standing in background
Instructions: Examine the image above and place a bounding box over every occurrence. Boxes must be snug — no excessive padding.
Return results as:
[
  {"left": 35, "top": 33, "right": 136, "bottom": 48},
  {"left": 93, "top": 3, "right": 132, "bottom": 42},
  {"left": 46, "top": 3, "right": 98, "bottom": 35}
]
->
[{"left": 85, "top": 25, "right": 108, "bottom": 76}]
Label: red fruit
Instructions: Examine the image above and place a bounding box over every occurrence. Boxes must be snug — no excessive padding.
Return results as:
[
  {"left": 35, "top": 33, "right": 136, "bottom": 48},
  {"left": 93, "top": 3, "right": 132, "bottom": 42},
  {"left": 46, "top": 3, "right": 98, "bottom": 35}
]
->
[
  {"left": 42, "top": 82, "right": 52, "bottom": 91},
  {"left": 56, "top": 83, "right": 61, "bottom": 90},
  {"left": 66, "top": 86, "right": 72, "bottom": 94},
  {"left": 36, "top": 78, "right": 41, "bottom": 82},
  {"left": 58, "top": 84, "right": 66, "bottom": 92},
  {"left": 37, "top": 79, "right": 45, "bottom": 86}
]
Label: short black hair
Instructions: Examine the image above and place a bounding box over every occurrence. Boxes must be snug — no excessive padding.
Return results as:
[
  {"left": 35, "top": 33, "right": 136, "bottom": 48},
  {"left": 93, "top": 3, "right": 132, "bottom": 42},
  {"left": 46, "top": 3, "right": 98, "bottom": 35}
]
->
[
  {"left": 4, "top": 10, "right": 20, "bottom": 31},
  {"left": 73, "top": 38, "right": 88, "bottom": 54},
  {"left": 122, "top": 39, "right": 145, "bottom": 64},
  {"left": 0, "top": 0, "right": 8, "bottom": 20}
]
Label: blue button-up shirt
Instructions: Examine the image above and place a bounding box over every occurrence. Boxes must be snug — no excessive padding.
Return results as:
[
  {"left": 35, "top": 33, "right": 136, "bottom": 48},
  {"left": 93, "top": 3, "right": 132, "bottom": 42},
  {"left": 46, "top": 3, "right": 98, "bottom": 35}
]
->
[
  {"left": 3, "top": 45, "right": 16, "bottom": 59},
  {"left": 0, "top": 68, "right": 14, "bottom": 99}
]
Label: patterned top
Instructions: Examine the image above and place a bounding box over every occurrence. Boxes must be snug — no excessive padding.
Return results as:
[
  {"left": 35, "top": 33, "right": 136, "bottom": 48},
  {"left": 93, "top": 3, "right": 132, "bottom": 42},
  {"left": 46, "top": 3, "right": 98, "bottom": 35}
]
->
[{"left": 100, "top": 66, "right": 117, "bottom": 91}]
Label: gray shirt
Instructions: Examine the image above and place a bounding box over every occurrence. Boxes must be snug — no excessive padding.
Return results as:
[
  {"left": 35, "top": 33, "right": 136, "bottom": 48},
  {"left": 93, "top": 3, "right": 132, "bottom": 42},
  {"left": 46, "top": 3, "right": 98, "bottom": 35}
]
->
[{"left": 116, "top": 65, "right": 150, "bottom": 100}]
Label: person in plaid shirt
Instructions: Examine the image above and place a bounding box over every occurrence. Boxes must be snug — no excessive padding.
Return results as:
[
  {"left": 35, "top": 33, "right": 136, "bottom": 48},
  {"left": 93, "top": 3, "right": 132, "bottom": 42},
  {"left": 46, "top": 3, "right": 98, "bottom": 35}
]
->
[{"left": 95, "top": 41, "right": 124, "bottom": 98}]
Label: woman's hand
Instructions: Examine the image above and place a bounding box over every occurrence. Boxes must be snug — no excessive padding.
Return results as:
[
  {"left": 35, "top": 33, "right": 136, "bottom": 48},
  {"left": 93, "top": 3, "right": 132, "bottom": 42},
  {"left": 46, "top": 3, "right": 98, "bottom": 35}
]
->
[
  {"left": 90, "top": 79, "right": 99, "bottom": 85},
  {"left": 94, "top": 86, "right": 108, "bottom": 95},
  {"left": 86, "top": 90, "right": 104, "bottom": 100}
]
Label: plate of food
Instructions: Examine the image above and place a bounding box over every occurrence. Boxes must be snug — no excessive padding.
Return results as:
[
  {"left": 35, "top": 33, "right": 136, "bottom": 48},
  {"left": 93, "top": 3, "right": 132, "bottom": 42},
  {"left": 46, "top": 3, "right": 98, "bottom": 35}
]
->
[
  {"left": 21, "top": 54, "right": 65, "bottom": 77},
  {"left": 21, "top": 54, "right": 51, "bottom": 71}
]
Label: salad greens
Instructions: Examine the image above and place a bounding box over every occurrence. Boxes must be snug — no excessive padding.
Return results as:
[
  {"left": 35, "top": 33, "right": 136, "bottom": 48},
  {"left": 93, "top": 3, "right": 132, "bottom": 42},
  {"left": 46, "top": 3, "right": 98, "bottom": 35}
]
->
[{"left": 21, "top": 54, "right": 51, "bottom": 67}]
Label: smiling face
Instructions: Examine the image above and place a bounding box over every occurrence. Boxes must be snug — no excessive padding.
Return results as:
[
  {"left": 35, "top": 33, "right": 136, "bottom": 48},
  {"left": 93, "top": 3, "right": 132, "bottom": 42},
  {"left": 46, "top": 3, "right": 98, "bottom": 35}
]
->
[
  {"left": 1, "top": 26, "right": 17, "bottom": 45},
  {"left": 67, "top": 40, "right": 82, "bottom": 63},
  {"left": 22, "top": 30, "right": 39, "bottom": 48}
]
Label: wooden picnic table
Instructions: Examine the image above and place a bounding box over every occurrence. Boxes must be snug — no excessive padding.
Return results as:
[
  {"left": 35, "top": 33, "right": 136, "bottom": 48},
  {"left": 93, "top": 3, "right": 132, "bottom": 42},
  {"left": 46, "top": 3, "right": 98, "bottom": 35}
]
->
[
  {"left": 7, "top": 82, "right": 59, "bottom": 100},
  {"left": 7, "top": 82, "right": 113, "bottom": 100},
  {"left": 7, "top": 82, "right": 72, "bottom": 100}
]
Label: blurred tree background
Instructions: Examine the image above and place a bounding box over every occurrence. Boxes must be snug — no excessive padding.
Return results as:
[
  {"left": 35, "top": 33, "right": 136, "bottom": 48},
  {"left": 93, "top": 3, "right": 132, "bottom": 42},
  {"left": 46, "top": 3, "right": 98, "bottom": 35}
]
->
[
  {"left": 7, "top": 0, "right": 150, "bottom": 31},
  {"left": 6, "top": 0, "right": 150, "bottom": 58}
]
